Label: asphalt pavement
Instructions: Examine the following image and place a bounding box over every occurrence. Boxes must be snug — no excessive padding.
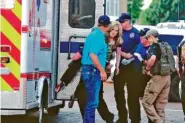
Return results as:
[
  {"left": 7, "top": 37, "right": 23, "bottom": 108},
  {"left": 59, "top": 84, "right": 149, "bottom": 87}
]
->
[{"left": 1, "top": 83, "right": 184, "bottom": 123}]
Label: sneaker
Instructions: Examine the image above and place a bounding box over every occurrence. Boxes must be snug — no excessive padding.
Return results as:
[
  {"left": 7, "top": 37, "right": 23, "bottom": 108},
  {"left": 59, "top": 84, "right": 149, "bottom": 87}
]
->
[
  {"left": 106, "top": 77, "right": 113, "bottom": 83},
  {"left": 55, "top": 81, "right": 66, "bottom": 93}
]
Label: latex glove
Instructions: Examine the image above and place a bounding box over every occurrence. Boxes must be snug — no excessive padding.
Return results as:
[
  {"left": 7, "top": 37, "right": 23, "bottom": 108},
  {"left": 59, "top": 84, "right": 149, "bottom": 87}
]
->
[
  {"left": 134, "top": 53, "right": 144, "bottom": 62},
  {"left": 121, "top": 58, "right": 134, "bottom": 65}
]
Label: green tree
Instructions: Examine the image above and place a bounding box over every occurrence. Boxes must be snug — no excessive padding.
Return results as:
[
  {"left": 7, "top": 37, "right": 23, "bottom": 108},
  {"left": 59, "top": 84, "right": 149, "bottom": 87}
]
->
[
  {"left": 170, "top": 0, "right": 185, "bottom": 20},
  {"left": 138, "top": 10, "right": 149, "bottom": 25},
  {"left": 127, "top": 0, "right": 143, "bottom": 23},
  {"left": 141, "top": 0, "right": 185, "bottom": 25},
  {"left": 145, "top": 0, "right": 170, "bottom": 25}
]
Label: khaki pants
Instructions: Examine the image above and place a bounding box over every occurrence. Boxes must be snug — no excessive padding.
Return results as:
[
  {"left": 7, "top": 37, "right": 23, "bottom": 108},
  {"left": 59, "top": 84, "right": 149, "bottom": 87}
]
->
[{"left": 142, "top": 75, "right": 171, "bottom": 123}]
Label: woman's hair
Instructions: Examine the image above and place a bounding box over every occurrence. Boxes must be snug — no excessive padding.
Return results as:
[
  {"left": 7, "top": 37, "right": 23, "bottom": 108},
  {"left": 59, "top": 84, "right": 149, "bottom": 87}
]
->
[{"left": 106, "top": 21, "right": 123, "bottom": 48}]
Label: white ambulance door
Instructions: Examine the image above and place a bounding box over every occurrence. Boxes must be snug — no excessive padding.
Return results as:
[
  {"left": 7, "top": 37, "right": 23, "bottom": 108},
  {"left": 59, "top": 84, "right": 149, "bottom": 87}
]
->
[{"left": 56, "top": 0, "right": 104, "bottom": 100}]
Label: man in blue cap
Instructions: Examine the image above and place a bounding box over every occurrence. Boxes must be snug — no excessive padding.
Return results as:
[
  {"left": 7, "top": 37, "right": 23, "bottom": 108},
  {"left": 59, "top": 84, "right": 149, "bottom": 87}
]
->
[
  {"left": 114, "top": 13, "right": 141, "bottom": 123},
  {"left": 81, "top": 15, "right": 110, "bottom": 123}
]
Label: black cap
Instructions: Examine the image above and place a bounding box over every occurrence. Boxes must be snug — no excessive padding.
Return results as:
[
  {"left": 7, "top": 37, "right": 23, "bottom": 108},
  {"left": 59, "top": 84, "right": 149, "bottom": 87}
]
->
[
  {"left": 139, "top": 28, "right": 150, "bottom": 37},
  {"left": 117, "top": 13, "right": 131, "bottom": 23},
  {"left": 98, "top": 15, "right": 111, "bottom": 25}
]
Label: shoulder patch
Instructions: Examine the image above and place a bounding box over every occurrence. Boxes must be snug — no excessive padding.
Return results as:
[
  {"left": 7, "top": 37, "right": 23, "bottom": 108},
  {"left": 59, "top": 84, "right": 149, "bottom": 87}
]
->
[{"left": 130, "top": 33, "right": 135, "bottom": 38}]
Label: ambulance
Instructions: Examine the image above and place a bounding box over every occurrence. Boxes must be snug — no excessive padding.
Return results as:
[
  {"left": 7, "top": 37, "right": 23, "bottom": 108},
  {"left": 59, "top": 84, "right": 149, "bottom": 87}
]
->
[{"left": 0, "top": 0, "right": 105, "bottom": 122}]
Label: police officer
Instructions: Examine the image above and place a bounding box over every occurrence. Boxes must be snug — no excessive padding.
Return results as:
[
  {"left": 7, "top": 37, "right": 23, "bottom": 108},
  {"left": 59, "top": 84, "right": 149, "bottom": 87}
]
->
[
  {"left": 114, "top": 13, "right": 141, "bottom": 123},
  {"left": 142, "top": 29, "right": 171, "bottom": 123}
]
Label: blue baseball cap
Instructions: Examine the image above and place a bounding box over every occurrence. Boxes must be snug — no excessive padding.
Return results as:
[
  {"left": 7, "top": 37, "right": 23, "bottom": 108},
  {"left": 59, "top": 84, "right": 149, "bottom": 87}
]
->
[
  {"left": 98, "top": 15, "right": 111, "bottom": 26},
  {"left": 117, "top": 13, "right": 131, "bottom": 23}
]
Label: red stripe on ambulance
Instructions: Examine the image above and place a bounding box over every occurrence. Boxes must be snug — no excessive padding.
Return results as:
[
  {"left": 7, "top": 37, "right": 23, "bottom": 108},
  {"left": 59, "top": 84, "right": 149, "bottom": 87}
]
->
[
  {"left": 21, "top": 72, "right": 51, "bottom": 80},
  {"left": 21, "top": 25, "right": 29, "bottom": 33},
  {"left": 1, "top": 10, "right": 21, "bottom": 34},
  {"left": 1, "top": 32, "right": 20, "bottom": 64},
  {"left": 1, "top": 64, "right": 20, "bottom": 90},
  {"left": 17, "top": 0, "right": 22, "bottom": 4}
]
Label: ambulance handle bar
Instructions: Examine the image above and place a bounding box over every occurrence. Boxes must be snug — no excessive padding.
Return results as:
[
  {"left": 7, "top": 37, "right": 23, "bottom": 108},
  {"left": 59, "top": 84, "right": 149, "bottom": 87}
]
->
[{"left": 68, "top": 35, "right": 87, "bottom": 59}]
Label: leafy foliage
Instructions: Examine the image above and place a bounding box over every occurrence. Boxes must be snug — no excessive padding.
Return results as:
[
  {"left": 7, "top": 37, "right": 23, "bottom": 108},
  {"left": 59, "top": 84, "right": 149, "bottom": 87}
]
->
[
  {"left": 141, "top": 0, "right": 185, "bottom": 25},
  {"left": 127, "top": 0, "right": 143, "bottom": 23}
]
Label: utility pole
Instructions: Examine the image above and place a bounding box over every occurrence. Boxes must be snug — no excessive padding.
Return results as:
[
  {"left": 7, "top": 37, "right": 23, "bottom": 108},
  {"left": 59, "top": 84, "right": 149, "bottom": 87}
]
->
[
  {"left": 128, "top": 0, "right": 133, "bottom": 22},
  {"left": 104, "top": 0, "right": 106, "bottom": 15},
  {"left": 178, "top": 0, "right": 180, "bottom": 20}
]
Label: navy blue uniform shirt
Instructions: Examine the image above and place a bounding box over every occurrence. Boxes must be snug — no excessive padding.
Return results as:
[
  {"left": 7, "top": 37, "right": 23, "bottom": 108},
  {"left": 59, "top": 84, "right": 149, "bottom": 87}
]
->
[
  {"left": 121, "top": 27, "right": 141, "bottom": 53},
  {"left": 131, "top": 43, "right": 149, "bottom": 72}
]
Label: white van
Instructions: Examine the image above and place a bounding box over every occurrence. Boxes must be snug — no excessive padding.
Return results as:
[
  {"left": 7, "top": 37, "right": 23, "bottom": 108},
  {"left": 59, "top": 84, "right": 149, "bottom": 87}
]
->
[{"left": 156, "top": 20, "right": 185, "bottom": 29}]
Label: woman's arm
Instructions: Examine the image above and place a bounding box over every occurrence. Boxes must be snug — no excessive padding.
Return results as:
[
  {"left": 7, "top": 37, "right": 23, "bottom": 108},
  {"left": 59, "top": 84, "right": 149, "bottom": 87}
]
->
[
  {"left": 120, "top": 51, "right": 133, "bottom": 59},
  {"left": 116, "top": 47, "right": 121, "bottom": 69}
]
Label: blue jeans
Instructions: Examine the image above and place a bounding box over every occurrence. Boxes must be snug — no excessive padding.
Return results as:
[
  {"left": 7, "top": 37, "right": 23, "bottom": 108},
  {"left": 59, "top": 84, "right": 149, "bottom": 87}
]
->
[{"left": 81, "top": 65, "right": 101, "bottom": 123}]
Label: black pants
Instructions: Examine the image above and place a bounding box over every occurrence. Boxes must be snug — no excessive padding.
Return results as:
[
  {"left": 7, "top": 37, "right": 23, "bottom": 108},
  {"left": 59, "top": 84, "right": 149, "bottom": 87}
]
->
[
  {"left": 60, "top": 59, "right": 81, "bottom": 85},
  {"left": 75, "top": 78, "right": 114, "bottom": 122},
  {"left": 134, "top": 71, "right": 151, "bottom": 97},
  {"left": 59, "top": 59, "right": 113, "bottom": 121},
  {"left": 134, "top": 71, "right": 152, "bottom": 123},
  {"left": 113, "top": 63, "right": 140, "bottom": 123}
]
